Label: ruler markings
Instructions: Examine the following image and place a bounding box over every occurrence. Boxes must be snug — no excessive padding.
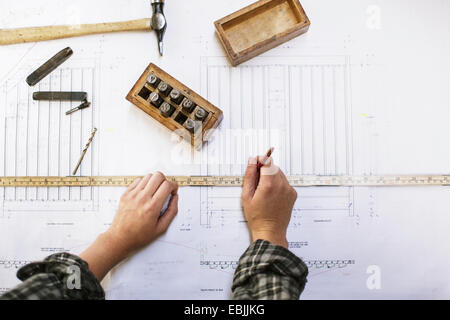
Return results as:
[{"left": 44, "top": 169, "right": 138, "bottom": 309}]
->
[{"left": 0, "top": 175, "right": 450, "bottom": 187}]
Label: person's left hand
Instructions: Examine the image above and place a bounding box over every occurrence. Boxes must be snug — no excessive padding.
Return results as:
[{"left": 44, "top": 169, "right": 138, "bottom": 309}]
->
[{"left": 105, "top": 172, "right": 179, "bottom": 256}]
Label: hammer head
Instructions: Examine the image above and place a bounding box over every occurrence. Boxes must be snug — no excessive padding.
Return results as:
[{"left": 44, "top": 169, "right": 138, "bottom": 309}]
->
[{"left": 151, "top": 0, "right": 167, "bottom": 55}]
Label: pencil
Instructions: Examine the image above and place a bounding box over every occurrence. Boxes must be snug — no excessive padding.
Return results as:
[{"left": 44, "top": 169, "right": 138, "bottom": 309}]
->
[{"left": 257, "top": 147, "right": 274, "bottom": 169}]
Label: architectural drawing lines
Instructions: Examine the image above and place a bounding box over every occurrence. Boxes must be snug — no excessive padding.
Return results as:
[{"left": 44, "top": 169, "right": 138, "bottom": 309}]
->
[
  {"left": 310, "top": 66, "right": 315, "bottom": 174},
  {"left": 199, "top": 56, "right": 355, "bottom": 227},
  {"left": 0, "top": 60, "right": 99, "bottom": 212}
]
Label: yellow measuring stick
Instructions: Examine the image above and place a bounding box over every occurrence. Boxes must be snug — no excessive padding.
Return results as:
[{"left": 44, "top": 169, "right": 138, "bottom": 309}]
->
[{"left": 1, "top": 175, "right": 450, "bottom": 187}]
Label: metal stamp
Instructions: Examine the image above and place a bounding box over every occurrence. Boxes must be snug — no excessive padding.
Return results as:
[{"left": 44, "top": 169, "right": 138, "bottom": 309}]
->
[
  {"left": 157, "top": 81, "right": 172, "bottom": 96},
  {"left": 32, "top": 91, "right": 87, "bottom": 101},
  {"left": 26, "top": 47, "right": 73, "bottom": 86},
  {"left": 149, "top": 91, "right": 164, "bottom": 108},
  {"left": 169, "top": 89, "right": 184, "bottom": 105},
  {"left": 194, "top": 107, "right": 208, "bottom": 121},
  {"left": 184, "top": 119, "right": 199, "bottom": 133},
  {"left": 160, "top": 102, "right": 175, "bottom": 118},
  {"left": 146, "top": 74, "right": 160, "bottom": 88},
  {"left": 182, "top": 98, "right": 196, "bottom": 113}
]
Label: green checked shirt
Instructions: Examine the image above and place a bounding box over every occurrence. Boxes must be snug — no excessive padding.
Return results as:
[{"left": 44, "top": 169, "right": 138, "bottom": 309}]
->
[{"left": 0, "top": 240, "right": 308, "bottom": 300}]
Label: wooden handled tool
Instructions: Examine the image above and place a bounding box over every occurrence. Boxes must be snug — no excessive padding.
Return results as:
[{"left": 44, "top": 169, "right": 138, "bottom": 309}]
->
[{"left": 0, "top": 18, "right": 152, "bottom": 45}]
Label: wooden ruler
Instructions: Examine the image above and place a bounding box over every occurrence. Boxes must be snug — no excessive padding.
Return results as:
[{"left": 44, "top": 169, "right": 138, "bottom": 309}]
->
[{"left": 1, "top": 175, "right": 450, "bottom": 187}]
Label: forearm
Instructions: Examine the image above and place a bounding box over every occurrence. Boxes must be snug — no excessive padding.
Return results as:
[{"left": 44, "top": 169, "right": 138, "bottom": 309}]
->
[
  {"left": 79, "top": 172, "right": 178, "bottom": 282},
  {"left": 79, "top": 231, "right": 129, "bottom": 282},
  {"left": 232, "top": 240, "right": 308, "bottom": 300}
]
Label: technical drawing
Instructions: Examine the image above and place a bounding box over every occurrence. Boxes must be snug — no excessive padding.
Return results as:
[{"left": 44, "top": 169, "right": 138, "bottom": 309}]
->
[
  {"left": 0, "top": 59, "right": 100, "bottom": 213},
  {"left": 199, "top": 56, "right": 355, "bottom": 228},
  {"left": 189, "top": 56, "right": 361, "bottom": 294},
  {"left": 0, "top": 260, "right": 29, "bottom": 269}
]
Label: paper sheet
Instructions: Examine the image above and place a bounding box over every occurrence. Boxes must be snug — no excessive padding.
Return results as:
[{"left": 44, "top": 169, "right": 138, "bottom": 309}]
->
[{"left": 1, "top": 0, "right": 450, "bottom": 299}]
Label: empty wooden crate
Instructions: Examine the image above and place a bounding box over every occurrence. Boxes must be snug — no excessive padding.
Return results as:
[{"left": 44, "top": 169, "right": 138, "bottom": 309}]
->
[{"left": 214, "top": 0, "right": 310, "bottom": 66}]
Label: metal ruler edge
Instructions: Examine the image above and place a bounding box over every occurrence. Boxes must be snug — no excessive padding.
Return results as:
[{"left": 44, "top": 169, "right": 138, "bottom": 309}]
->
[{"left": 1, "top": 175, "right": 450, "bottom": 187}]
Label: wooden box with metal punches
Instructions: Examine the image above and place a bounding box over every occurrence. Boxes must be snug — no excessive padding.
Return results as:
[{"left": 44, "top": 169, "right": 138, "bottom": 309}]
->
[{"left": 126, "top": 63, "right": 223, "bottom": 149}]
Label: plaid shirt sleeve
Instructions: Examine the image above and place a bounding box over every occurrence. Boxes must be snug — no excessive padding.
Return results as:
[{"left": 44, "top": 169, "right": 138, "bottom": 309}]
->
[
  {"left": 232, "top": 239, "right": 308, "bottom": 300},
  {"left": 0, "top": 253, "right": 104, "bottom": 300}
]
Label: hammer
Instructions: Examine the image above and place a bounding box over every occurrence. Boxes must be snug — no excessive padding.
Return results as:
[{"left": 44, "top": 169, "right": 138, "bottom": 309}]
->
[
  {"left": 0, "top": 19, "right": 152, "bottom": 45},
  {"left": 0, "top": 0, "right": 167, "bottom": 54}
]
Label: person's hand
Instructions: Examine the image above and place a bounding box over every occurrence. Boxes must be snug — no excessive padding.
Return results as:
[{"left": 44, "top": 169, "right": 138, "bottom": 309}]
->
[
  {"left": 106, "top": 172, "right": 179, "bottom": 255},
  {"left": 241, "top": 156, "right": 297, "bottom": 248},
  {"left": 80, "top": 172, "right": 178, "bottom": 281}
]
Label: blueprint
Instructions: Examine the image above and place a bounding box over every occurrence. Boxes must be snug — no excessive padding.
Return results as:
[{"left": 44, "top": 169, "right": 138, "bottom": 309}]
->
[{"left": 2, "top": 0, "right": 450, "bottom": 299}]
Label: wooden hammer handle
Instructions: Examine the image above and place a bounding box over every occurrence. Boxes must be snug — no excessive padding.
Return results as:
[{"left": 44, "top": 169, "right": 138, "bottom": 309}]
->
[{"left": 0, "top": 18, "right": 152, "bottom": 45}]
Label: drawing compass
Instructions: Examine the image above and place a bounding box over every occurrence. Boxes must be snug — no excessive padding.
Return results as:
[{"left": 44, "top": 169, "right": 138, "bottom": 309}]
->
[{"left": 151, "top": 0, "right": 167, "bottom": 56}]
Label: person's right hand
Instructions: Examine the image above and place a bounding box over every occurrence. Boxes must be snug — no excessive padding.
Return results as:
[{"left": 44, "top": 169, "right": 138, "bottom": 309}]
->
[{"left": 241, "top": 156, "right": 297, "bottom": 249}]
